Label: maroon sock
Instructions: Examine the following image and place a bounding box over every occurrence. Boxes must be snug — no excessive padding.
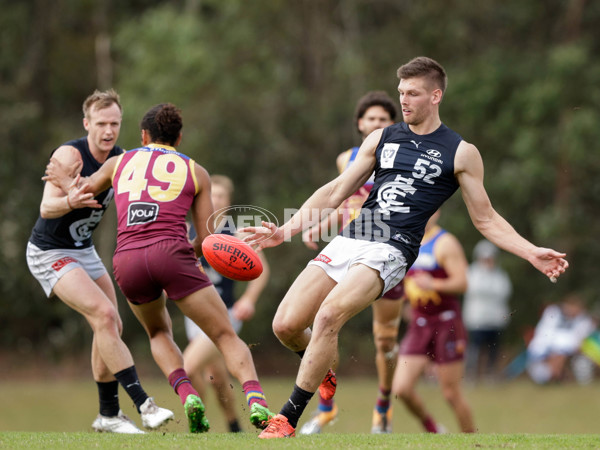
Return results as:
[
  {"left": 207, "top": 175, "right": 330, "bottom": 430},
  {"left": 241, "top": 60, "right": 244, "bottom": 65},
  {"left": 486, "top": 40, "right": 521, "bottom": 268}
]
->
[
  {"left": 375, "top": 386, "right": 391, "bottom": 413},
  {"left": 423, "top": 415, "right": 438, "bottom": 433},
  {"left": 318, "top": 394, "right": 334, "bottom": 411},
  {"left": 242, "top": 380, "right": 268, "bottom": 408},
  {"left": 168, "top": 368, "right": 198, "bottom": 405}
]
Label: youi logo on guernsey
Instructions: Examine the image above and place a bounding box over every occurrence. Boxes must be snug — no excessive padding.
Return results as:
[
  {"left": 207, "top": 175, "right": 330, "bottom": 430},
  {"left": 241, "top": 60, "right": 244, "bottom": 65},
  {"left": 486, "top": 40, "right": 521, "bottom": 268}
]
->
[
  {"left": 207, "top": 205, "right": 279, "bottom": 241},
  {"left": 127, "top": 202, "right": 159, "bottom": 226}
]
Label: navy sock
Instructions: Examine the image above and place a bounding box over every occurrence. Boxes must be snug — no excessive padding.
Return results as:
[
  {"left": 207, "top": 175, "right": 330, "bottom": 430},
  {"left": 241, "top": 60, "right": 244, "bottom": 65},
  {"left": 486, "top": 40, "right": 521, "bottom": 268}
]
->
[
  {"left": 97, "top": 380, "right": 120, "bottom": 417},
  {"left": 279, "top": 384, "right": 314, "bottom": 428},
  {"left": 228, "top": 419, "right": 241, "bottom": 432},
  {"left": 114, "top": 366, "right": 148, "bottom": 412}
]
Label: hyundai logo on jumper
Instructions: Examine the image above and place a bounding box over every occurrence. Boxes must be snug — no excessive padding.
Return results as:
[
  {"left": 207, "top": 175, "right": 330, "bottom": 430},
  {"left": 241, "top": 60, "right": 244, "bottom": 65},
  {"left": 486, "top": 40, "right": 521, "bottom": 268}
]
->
[
  {"left": 207, "top": 205, "right": 279, "bottom": 239},
  {"left": 127, "top": 202, "right": 159, "bottom": 226}
]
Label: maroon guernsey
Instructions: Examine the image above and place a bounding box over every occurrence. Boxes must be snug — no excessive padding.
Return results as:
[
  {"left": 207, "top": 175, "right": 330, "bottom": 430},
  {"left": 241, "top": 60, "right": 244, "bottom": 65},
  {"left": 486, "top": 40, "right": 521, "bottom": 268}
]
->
[{"left": 111, "top": 144, "right": 199, "bottom": 252}]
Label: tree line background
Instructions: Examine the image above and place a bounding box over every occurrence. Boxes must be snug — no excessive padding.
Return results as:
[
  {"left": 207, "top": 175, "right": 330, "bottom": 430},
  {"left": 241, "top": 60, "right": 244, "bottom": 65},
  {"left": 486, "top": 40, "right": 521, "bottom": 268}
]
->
[{"left": 1, "top": 0, "right": 599, "bottom": 376}]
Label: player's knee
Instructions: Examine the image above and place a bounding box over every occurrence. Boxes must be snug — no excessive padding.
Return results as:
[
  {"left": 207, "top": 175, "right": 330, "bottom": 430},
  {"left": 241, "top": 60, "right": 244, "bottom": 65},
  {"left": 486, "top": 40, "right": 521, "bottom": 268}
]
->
[
  {"left": 373, "top": 322, "right": 399, "bottom": 354},
  {"left": 145, "top": 323, "right": 174, "bottom": 341},
  {"left": 92, "top": 303, "right": 120, "bottom": 332},
  {"left": 116, "top": 316, "right": 124, "bottom": 336},
  {"left": 272, "top": 315, "right": 300, "bottom": 342},
  {"left": 315, "top": 301, "right": 350, "bottom": 332},
  {"left": 212, "top": 329, "right": 244, "bottom": 355},
  {"left": 375, "top": 335, "right": 398, "bottom": 356},
  {"left": 441, "top": 385, "right": 460, "bottom": 405},
  {"left": 392, "top": 383, "right": 411, "bottom": 401}
]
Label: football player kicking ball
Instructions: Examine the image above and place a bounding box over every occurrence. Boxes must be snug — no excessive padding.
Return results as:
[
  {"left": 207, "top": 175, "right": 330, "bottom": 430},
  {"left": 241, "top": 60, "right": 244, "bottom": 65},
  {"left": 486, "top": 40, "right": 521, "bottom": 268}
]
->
[
  {"left": 44, "top": 103, "right": 274, "bottom": 433},
  {"left": 300, "top": 91, "right": 401, "bottom": 434},
  {"left": 242, "top": 56, "right": 568, "bottom": 438}
]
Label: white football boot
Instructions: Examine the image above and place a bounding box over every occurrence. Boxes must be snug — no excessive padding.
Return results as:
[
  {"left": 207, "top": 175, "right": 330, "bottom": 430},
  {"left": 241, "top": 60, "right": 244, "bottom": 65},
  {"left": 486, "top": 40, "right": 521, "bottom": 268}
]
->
[
  {"left": 140, "top": 397, "right": 174, "bottom": 429},
  {"left": 92, "top": 410, "right": 145, "bottom": 434}
]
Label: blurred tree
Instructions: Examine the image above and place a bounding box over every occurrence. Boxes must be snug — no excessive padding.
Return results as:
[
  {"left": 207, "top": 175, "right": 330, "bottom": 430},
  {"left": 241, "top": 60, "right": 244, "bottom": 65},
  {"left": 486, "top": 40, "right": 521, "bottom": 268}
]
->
[{"left": 2, "top": 0, "right": 599, "bottom": 372}]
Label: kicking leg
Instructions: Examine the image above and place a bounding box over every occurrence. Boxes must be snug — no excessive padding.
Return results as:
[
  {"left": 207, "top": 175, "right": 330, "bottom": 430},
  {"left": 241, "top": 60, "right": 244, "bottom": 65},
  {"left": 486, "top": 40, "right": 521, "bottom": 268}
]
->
[
  {"left": 272, "top": 265, "right": 337, "bottom": 351},
  {"left": 276, "top": 264, "right": 383, "bottom": 432}
]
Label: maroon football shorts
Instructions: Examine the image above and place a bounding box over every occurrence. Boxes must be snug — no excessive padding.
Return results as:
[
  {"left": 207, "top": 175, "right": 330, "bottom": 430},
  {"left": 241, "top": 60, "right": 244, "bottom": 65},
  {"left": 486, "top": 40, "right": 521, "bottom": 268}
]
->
[
  {"left": 113, "top": 239, "right": 212, "bottom": 304},
  {"left": 399, "top": 310, "right": 467, "bottom": 364},
  {"left": 381, "top": 282, "right": 404, "bottom": 300}
]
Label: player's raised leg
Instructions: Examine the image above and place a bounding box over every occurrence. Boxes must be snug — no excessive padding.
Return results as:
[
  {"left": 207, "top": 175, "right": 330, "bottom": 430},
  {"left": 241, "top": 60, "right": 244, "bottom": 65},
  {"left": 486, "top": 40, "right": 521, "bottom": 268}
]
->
[
  {"left": 274, "top": 265, "right": 341, "bottom": 435},
  {"left": 272, "top": 265, "right": 336, "bottom": 351},
  {"left": 260, "top": 263, "right": 382, "bottom": 438}
]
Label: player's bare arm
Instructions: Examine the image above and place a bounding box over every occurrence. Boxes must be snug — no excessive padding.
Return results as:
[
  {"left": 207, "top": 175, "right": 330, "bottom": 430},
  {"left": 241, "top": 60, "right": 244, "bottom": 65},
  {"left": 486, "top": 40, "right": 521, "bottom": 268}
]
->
[
  {"left": 335, "top": 149, "right": 352, "bottom": 173},
  {"left": 243, "top": 129, "right": 382, "bottom": 250},
  {"left": 39, "top": 146, "right": 98, "bottom": 218},
  {"left": 303, "top": 148, "right": 371, "bottom": 250},
  {"left": 433, "top": 233, "right": 469, "bottom": 294},
  {"left": 190, "top": 163, "right": 215, "bottom": 257},
  {"left": 455, "top": 141, "right": 568, "bottom": 281},
  {"left": 41, "top": 145, "right": 83, "bottom": 192},
  {"left": 84, "top": 157, "right": 117, "bottom": 194}
]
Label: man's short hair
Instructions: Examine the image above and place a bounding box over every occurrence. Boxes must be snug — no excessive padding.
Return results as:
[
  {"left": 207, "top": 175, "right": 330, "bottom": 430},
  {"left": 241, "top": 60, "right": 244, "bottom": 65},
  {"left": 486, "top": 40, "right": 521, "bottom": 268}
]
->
[
  {"left": 397, "top": 57, "right": 448, "bottom": 94},
  {"left": 210, "top": 174, "right": 234, "bottom": 197},
  {"left": 353, "top": 91, "right": 398, "bottom": 133},
  {"left": 82, "top": 89, "right": 122, "bottom": 119}
]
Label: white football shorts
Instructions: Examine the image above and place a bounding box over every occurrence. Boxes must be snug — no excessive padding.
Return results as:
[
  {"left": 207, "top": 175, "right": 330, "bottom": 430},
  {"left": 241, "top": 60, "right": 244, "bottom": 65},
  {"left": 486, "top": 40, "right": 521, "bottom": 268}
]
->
[
  {"left": 26, "top": 241, "right": 108, "bottom": 297},
  {"left": 308, "top": 235, "right": 408, "bottom": 296},
  {"left": 184, "top": 308, "right": 243, "bottom": 341}
]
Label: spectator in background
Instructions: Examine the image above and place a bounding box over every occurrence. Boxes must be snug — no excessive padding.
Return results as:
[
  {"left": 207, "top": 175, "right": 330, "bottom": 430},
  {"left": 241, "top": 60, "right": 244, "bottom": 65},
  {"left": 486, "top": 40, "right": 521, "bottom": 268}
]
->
[
  {"left": 527, "top": 293, "right": 596, "bottom": 385},
  {"left": 462, "top": 240, "right": 512, "bottom": 382}
]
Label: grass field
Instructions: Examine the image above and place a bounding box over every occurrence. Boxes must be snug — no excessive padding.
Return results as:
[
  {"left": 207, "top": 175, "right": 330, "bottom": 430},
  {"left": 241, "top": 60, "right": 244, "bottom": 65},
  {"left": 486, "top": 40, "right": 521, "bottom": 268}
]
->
[{"left": 1, "top": 377, "right": 599, "bottom": 448}]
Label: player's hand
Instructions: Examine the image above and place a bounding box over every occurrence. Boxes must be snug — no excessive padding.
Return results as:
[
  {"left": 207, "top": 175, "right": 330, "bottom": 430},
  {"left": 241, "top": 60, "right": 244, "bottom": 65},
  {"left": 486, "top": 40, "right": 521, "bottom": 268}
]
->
[
  {"left": 528, "top": 247, "right": 569, "bottom": 283},
  {"left": 232, "top": 296, "right": 256, "bottom": 321},
  {"left": 43, "top": 156, "right": 82, "bottom": 192},
  {"left": 240, "top": 221, "right": 283, "bottom": 250},
  {"left": 302, "top": 227, "right": 319, "bottom": 250},
  {"left": 412, "top": 271, "right": 435, "bottom": 291},
  {"left": 67, "top": 175, "right": 101, "bottom": 209}
]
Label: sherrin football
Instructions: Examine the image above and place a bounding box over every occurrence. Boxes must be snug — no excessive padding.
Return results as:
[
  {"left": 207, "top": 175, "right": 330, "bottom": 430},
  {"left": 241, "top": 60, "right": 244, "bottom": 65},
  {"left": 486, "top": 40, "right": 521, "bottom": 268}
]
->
[{"left": 201, "top": 233, "right": 263, "bottom": 281}]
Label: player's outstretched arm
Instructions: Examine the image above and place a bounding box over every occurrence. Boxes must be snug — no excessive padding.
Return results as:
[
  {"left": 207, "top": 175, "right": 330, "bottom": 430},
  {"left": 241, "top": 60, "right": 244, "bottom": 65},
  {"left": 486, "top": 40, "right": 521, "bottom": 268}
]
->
[
  {"left": 455, "top": 141, "right": 569, "bottom": 282},
  {"left": 241, "top": 221, "right": 285, "bottom": 251},
  {"left": 243, "top": 129, "right": 381, "bottom": 249}
]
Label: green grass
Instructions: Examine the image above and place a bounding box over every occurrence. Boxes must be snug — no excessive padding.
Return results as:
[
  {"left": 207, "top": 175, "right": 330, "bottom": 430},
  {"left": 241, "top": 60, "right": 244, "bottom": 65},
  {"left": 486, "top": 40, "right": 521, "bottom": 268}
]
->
[
  {"left": 0, "top": 377, "right": 599, "bottom": 448},
  {"left": 1, "top": 432, "right": 599, "bottom": 449}
]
